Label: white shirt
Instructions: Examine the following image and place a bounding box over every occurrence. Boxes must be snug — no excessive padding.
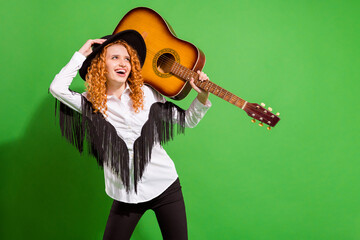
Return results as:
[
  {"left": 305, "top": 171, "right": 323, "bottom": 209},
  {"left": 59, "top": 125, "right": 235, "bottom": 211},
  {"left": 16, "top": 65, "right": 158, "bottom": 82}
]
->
[{"left": 50, "top": 52, "right": 211, "bottom": 203}]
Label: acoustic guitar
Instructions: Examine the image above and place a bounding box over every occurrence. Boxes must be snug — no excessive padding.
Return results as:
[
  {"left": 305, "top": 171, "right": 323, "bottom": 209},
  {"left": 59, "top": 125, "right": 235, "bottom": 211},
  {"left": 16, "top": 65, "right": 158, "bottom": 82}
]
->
[{"left": 113, "top": 7, "right": 280, "bottom": 129}]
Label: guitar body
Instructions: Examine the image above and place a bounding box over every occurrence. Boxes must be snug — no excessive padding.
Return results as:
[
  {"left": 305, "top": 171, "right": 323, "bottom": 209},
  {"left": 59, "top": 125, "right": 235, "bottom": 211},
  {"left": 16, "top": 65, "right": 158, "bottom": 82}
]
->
[{"left": 113, "top": 7, "right": 205, "bottom": 100}]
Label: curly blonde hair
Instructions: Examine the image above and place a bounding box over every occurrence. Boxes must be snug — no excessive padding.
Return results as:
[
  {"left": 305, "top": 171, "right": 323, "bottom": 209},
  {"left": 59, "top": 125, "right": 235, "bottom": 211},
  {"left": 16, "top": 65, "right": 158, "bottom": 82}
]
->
[{"left": 85, "top": 40, "right": 144, "bottom": 115}]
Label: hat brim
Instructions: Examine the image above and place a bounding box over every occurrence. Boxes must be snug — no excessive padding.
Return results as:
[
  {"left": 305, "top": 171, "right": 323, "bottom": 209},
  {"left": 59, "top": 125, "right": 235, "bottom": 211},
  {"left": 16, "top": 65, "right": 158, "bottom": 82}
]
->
[{"left": 79, "top": 30, "right": 146, "bottom": 80}]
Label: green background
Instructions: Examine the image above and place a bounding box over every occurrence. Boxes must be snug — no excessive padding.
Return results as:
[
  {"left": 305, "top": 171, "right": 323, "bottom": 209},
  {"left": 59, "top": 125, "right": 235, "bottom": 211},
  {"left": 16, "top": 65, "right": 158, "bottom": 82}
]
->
[{"left": 1, "top": 0, "right": 359, "bottom": 239}]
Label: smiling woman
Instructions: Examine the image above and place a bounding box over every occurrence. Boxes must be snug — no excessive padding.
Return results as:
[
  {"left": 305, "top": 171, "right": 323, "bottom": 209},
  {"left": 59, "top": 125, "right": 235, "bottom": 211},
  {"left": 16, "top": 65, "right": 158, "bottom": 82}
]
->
[
  {"left": 85, "top": 39, "right": 144, "bottom": 115},
  {"left": 49, "top": 29, "right": 212, "bottom": 240}
]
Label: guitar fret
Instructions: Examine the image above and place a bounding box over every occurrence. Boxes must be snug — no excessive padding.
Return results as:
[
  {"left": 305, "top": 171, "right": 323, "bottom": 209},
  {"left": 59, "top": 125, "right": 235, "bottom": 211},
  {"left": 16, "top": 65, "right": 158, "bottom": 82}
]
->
[
  {"left": 181, "top": 66, "right": 187, "bottom": 79},
  {"left": 183, "top": 68, "right": 188, "bottom": 79},
  {"left": 186, "top": 69, "right": 192, "bottom": 80},
  {"left": 188, "top": 72, "right": 193, "bottom": 81},
  {"left": 178, "top": 65, "right": 183, "bottom": 78},
  {"left": 201, "top": 81, "right": 206, "bottom": 90},
  {"left": 208, "top": 83, "right": 216, "bottom": 93},
  {"left": 180, "top": 66, "right": 185, "bottom": 78},
  {"left": 224, "top": 91, "right": 230, "bottom": 100},
  {"left": 235, "top": 97, "right": 244, "bottom": 106},
  {"left": 199, "top": 80, "right": 206, "bottom": 88},
  {"left": 218, "top": 89, "right": 225, "bottom": 98},
  {"left": 233, "top": 95, "right": 243, "bottom": 106},
  {"left": 228, "top": 93, "right": 234, "bottom": 101},
  {"left": 180, "top": 67, "right": 184, "bottom": 78},
  {"left": 229, "top": 94, "right": 236, "bottom": 103},
  {"left": 223, "top": 91, "right": 229, "bottom": 101},
  {"left": 190, "top": 70, "right": 194, "bottom": 78},
  {"left": 228, "top": 94, "right": 233, "bottom": 102},
  {"left": 172, "top": 63, "right": 179, "bottom": 75},
  {"left": 170, "top": 63, "right": 174, "bottom": 73},
  {"left": 234, "top": 98, "right": 241, "bottom": 107},
  {"left": 214, "top": 85, "right": 221, "bottom": 95},
  {"left": 203, "top": 81, "right": 210, "bottom": 90},
  {"left": 192, "top": 72, "right": 197, "bottom": 81},
  {"left": 185, "top": 70, "right": 191, "bottom": 80},
  {"left": 173, "top": 65, "right": 178, "bottom": 75},
  {"left": 176, "top": 64, "right": 182, "bottom": 76},
  {"left": 231, "top": 95, "right": 238, "bottom": 103}
]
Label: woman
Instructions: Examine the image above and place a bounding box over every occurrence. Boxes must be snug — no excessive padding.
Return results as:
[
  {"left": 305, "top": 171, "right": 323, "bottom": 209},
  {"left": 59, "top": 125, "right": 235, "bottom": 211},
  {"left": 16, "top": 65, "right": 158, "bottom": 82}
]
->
[{"left": 49, "top": 30, "right": 211, "bottom": 240}]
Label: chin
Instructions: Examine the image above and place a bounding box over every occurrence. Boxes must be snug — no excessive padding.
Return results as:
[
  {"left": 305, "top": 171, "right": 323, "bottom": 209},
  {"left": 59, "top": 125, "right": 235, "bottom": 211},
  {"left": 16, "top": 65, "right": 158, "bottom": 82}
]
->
[{"left": 107, "top": 76, "right": 128, "bottom": 84}]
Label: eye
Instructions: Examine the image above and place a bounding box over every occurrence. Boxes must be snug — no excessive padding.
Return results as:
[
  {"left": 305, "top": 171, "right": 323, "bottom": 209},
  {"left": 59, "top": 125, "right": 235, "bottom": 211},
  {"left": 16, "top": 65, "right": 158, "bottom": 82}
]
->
[
  {"left": 112, "top": 56, "right": 118, "bottom": 59},
  {"left": 125, "top": 57, "right": 130, "bottom": 61}
]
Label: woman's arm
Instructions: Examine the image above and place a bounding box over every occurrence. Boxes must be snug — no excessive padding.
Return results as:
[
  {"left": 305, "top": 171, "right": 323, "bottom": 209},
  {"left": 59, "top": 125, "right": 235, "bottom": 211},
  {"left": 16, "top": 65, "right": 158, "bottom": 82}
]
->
[
  {"left": 189, "top": 70, "right": 210, "bottom": 105},
  {"left": 49, "top": 39, "right": 106, "bottom": 112},
  {"left": 150, "top": 71, "right": 211, "bottom": 128},
  {"left": 182, "top": 70, "right": 211, "bottom": 128},
  {"left": 49, "top": 52, "right": 86, "bottom": 112}
]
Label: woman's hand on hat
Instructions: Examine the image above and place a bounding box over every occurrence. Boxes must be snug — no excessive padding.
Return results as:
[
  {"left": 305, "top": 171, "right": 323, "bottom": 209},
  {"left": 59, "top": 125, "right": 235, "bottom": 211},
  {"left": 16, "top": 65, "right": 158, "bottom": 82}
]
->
[
  {"left": 78, "top": 39, "right": 107, "bottom": 57},
  {"left": 190, "top": 70, "right": 210, "bottom": 105}
]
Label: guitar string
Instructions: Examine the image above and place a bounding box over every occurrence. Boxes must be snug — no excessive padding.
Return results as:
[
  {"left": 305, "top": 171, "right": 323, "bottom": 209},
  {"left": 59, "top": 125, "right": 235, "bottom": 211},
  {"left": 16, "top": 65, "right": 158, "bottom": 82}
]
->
[
  {"left": 132, "top": 36, "right": 240, "bottom": 100},
  {"left": 140, "top": 47, "right": 248, "bottom": 108},
  {"left": 144, "top": 48, "right": 199, "bottom": 80},
  {"left": 139, "top": 46, "right": 273, "bottom": 123},
  {"left": 145, "top": 48, "right": 234, "bottom": 99},
  {"left": 143, "top": 46, "right": 276, "bottom": 125}
]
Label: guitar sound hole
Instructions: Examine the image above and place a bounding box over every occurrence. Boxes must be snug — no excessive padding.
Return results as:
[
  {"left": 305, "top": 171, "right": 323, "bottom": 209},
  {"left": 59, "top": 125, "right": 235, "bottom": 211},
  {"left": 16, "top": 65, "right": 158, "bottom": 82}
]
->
[{"left": 157, "top": 53, "right": 175, "bottom": 74}]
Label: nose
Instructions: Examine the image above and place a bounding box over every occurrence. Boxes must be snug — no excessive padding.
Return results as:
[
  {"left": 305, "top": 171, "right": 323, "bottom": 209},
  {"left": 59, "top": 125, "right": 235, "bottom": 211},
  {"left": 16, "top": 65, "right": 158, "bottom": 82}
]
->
[{"left": 118, "top": 60, "right": 126, "bottom": 67}]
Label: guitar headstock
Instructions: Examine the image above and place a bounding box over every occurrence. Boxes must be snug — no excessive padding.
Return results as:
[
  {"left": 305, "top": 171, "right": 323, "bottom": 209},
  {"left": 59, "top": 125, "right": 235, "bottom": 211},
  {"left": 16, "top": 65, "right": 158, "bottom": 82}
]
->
[{"left": 244, "top": 102, "right": 280, "bottom": 129}]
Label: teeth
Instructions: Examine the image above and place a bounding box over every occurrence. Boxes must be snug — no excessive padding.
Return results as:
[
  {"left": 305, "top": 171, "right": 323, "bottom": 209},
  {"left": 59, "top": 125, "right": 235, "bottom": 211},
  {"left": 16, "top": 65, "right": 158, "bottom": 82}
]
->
[{"left": 116, "top": 69, "right": 126, "bottom": 74}]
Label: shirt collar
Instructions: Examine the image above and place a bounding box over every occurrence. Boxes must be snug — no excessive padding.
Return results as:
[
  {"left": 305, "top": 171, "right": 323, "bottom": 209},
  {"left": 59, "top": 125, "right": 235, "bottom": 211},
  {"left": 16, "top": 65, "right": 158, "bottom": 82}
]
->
[
  {"left": 107, "top": 82, "right": 132, "bottom": 99},
  {"left": 123, "top": 82, "right": 132, "bottom": 93}
]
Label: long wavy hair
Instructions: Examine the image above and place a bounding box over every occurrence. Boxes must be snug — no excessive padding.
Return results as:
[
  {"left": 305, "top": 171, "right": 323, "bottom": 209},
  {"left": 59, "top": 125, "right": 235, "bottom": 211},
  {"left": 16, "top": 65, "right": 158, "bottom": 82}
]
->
[{"left": 85, "top": 40, "right": 144, "bottom": 115}]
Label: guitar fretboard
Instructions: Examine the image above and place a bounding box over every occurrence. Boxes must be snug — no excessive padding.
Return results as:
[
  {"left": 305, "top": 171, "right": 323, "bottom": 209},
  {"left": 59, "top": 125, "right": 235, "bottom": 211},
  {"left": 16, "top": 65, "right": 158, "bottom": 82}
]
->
[{"left": 170, "top": 61, "right": 247, "bottom": 109}]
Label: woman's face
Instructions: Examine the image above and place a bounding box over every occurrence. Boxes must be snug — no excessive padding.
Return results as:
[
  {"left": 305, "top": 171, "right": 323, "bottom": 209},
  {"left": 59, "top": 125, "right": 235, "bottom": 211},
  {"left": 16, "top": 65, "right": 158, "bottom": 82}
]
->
[{"left": 105, "top": 44, "right": 131, "bottom": 85}]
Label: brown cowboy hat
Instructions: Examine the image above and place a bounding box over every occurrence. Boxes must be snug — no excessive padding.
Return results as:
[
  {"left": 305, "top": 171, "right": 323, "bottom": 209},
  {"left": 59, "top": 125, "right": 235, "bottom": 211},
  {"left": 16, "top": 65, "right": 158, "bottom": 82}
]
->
[{"left": 79, "top": 29, "right": 146, "bottom": 80}]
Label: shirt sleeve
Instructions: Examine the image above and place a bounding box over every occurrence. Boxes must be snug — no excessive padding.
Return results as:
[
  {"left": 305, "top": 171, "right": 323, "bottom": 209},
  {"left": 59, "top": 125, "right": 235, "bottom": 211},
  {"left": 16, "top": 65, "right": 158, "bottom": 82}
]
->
[
  {"left": 182, "top": 97, "right": 211, "bottom": 128},
  {"left": 150, "top": 86, "right": 211, "bottom": 128},
  {"left": 49, "top": 51, "right": 86, "bottom": 113}
]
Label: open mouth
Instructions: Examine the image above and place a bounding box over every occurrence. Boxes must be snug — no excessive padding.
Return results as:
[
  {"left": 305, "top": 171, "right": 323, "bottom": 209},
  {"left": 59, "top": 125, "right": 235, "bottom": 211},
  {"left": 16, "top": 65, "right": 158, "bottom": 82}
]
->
[{"left": 115, "top": 69, "right": 126, "bottom": 77}]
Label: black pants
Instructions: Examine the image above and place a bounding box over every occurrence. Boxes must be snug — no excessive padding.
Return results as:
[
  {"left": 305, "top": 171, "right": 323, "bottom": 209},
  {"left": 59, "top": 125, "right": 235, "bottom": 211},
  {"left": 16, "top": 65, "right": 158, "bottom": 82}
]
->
[{"left": 103, "top": 178, "right": 188, "bottom": 240}]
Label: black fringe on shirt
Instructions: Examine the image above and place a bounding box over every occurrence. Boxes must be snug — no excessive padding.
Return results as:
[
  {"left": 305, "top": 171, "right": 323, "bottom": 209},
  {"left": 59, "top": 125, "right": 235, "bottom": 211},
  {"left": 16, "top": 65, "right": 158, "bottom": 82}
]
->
[
  {"left": 55, "top": 96, "right": 185, "bottom": 193},
  {"left": 133, "top": 102, "right": 185, "bottom": 192}
]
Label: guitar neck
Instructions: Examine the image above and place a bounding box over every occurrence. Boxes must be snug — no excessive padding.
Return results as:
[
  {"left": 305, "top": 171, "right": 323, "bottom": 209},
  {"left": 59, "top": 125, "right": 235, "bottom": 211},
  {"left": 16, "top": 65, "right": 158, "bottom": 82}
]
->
[{"left": 170, "top": 62, "right": 247, "bottom": 109}]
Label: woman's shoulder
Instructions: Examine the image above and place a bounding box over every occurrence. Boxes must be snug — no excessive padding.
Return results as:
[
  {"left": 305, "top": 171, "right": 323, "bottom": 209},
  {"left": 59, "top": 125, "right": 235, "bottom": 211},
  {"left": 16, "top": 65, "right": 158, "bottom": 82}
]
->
[
  {"left": 142, "top": 84, "right": 155, "bottom": 94},
  {"left": 142, "top": 84, "right": 165, "bottom": 103}
]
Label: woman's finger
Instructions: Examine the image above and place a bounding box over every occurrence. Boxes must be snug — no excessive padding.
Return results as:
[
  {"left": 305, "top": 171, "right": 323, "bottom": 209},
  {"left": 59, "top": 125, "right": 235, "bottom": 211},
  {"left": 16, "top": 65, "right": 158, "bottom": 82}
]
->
[
  {"left": 93, "top": 39, "right": 107, "bottom": 44},
  {"left": 79, "top": 39, "right": 107, "bottom": 57},
  {"left": 190, "top": 78, "right": 202, "bottom": 93},
  {"left": 197, "top": 70, "right": 209, "bottom": 82}
]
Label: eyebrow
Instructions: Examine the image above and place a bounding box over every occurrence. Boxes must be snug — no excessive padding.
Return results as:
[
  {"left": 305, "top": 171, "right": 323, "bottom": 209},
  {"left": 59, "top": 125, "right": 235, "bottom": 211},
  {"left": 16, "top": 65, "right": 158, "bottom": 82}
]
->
[{"left": 110, "top": 54, "right": 130, "bottom": 57}]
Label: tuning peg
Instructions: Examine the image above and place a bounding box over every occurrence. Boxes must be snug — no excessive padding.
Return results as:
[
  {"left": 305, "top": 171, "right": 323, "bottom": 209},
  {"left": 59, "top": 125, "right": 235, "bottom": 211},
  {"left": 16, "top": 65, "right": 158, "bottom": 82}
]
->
[
  {"left": 251, "top": 119, "right": 256, "bottom": 123},
  {"left": 268, "top": 107, "right": 273, "bottom": 112},
  {"left": 261, "top": 103, "right": 265, "bottom": 107},
  {"left": 258, "top": 123, "right": 264, "bottom": 127},
  {"left": 267, "top": 126, "right": 271, "bottom": 130},
  {"left": 276, "top": 112, "right": 280, "bottom": 116}
]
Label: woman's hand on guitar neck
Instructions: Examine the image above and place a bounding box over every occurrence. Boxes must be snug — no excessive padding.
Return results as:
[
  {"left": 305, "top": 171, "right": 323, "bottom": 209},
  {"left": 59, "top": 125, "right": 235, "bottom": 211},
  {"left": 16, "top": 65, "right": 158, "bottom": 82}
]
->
[{"left": 190, "top": 71, "right": 210, "bottom": 105}]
